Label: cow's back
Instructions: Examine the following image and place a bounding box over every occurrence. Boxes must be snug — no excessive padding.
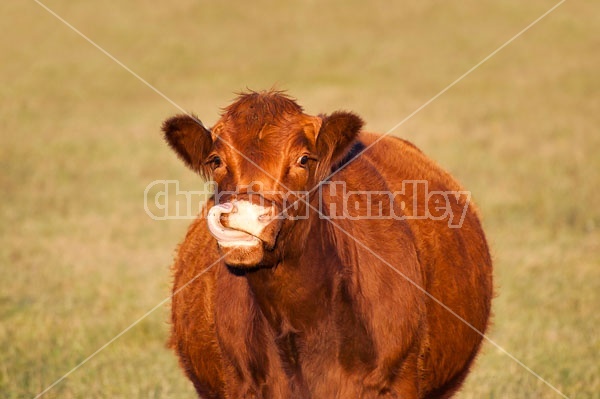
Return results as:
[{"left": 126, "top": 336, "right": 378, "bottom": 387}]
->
[{"left": 358, "top": 132, "right": 493, "bottom": 397}]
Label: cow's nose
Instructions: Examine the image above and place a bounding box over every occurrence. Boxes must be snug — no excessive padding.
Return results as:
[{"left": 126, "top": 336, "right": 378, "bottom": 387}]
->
[
  {"left": 226, "top": 200, "right": 275, "bottom": 237},
  {"left": 229, "top": 202, "right": 274, "bottom": 220},
  {"left": 257, "top": 206, "right": 275, "bottom": 222}
]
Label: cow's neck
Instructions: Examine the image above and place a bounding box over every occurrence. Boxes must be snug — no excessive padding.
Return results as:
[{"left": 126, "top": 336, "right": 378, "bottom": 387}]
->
[{"left": 245, "top": 217, "right": 340, "bottom": 335}]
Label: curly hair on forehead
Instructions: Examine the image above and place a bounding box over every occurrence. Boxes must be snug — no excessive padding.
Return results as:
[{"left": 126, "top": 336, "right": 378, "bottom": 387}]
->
[{"left": 221, "top": 90, "right": 305, "bottom": 129}]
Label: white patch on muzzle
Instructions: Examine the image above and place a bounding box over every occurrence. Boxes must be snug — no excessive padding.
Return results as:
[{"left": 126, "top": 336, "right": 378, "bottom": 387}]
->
[{"left": 227, "top": 200, "right": 273, "bottom": 238}]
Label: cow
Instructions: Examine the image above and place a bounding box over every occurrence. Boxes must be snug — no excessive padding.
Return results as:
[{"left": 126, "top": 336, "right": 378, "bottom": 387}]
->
[{"left": 163, "top": 90, "right": 493, "bottom": 399}]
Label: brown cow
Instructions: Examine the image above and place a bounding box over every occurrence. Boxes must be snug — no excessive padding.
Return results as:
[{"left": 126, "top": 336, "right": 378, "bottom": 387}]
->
[{"left": 163, "top": 90, "right": 493, "bottom": 399}]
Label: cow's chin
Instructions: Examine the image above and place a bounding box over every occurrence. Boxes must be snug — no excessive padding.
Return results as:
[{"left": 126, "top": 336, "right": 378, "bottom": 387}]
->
[{"left": 218, "top": 238, "right": 266, "bottom": 268}]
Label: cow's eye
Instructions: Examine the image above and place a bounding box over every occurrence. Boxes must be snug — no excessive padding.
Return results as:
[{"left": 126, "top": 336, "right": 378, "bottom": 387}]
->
[
  {"left": 206, "top": 155, "right": 222, "bottom": 170},
  {"left": 298, "top": 155, "right": 309, "bottom": 166}
]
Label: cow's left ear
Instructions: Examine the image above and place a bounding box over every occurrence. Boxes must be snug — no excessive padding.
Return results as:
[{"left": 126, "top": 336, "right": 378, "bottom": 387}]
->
[
  {"left": 315, "top": 111, "right": 364, "bottom": 175},
  {"left": 162, "top": 114, "right": 213, "bottom": 177}
]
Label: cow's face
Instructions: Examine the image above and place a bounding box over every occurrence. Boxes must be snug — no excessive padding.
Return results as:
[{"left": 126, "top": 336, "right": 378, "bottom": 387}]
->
[{"left": 163, "top": 92, "right": 362, "bottom": 268}]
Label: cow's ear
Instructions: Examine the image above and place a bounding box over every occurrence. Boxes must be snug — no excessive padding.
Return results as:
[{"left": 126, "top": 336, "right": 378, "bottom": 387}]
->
[
  {"left": 162, "top": 114, "right": 213, "bottom": 176},
  {"left": 315, "top": 111, "right": 364, "bottom": 175}
]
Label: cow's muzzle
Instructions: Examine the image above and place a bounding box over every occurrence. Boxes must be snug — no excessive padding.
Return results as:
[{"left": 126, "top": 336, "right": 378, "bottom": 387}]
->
[
  {"left": 207, "top": 202, "right": 260, "bottom": 245},
  {"left": 207, "top": 200, "right": 281, "bottom": 267}
]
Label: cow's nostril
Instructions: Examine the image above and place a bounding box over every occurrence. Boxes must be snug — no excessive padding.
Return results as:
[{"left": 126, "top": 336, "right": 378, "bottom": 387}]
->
[
  {"left": 258, "top": 207, "right": 276, "bottom": 223},
  {"left": 228, "top": 202, "right": 239, "bottom": 214}
]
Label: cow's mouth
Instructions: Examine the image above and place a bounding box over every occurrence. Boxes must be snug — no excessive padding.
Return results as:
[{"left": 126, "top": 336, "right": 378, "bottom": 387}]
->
[{"left": 207, "top": 202, "right": 279, "bottom": 267}]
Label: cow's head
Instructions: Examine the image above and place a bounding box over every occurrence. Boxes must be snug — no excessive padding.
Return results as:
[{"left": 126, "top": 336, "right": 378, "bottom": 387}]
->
[{"left": 163, "top": 91, "right": 363, "bottom": 269}]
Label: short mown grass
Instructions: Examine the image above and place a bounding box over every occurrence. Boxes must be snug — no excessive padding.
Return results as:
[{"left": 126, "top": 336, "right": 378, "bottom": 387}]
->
[{"left": 1, "top": 0, "right": 598, "bottom": 398}]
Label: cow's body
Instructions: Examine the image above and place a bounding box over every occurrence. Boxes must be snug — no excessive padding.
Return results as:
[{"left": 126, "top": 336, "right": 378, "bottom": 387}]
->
[{"left": 165, "top": 91, "right": 493, "bottom": 398}]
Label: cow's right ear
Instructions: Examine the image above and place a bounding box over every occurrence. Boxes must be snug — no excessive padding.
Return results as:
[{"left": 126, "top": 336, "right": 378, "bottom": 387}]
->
[{"left": 162, "top": 114, "right": 213, "bottom": 176}]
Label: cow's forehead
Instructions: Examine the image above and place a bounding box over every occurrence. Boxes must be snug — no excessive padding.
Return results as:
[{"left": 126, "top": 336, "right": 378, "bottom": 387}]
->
[
  {"left": 209, "top": 91, "right": 321, "bottom": 162},
  {"left": 213, "top": 110, "right": 317, "bottom": 150},
  {"left": 213, "top": 118, "right": 312, "bottom": 160}
]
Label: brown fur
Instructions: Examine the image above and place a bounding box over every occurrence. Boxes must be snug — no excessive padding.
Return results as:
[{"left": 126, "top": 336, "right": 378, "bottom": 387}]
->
[{"left": 163, "top": 90, "right": 493, "bottom": 398}]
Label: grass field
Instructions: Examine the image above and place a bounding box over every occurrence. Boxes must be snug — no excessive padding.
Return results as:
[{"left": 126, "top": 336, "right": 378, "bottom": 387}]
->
[{"left": 1, "top": 0, "right": 598, "bottom": 398}]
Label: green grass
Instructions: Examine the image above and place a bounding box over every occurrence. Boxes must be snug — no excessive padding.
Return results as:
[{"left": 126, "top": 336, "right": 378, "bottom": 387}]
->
[{"left": 1, "top": 0, "right": 598, "bottom": 398}]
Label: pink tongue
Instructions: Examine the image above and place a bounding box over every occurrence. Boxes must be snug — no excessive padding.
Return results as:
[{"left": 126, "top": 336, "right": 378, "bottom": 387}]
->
[{"left": 207, "top": 203, "right": 256, "bottom": 243}]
